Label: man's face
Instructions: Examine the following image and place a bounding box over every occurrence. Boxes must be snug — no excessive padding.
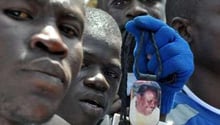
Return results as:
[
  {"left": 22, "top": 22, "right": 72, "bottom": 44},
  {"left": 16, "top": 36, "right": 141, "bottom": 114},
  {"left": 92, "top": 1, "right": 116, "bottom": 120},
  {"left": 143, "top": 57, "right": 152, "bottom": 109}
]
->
[
  {"left": 190, "top": 0, "right": 220, "bottom": 73},
  {"left": 99, "top": 0, "right": 166, "bottom": 30},
  {"left": 136, "top": 90, "right": 158, "bottom": 115},
  {"left": 0, "top": 0, "right": 84, "bottom": 123},
  {"left": 60, "top": 34, "right": 122, "bottom": 124}
]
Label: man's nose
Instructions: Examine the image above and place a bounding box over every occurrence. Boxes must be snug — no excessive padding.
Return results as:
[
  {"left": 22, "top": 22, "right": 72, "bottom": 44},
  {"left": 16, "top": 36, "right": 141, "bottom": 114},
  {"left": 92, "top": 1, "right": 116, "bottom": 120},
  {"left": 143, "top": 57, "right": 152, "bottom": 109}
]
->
[
  {"left": 30, "top": 25, "right": 68, "bottom": 58},
  {"left": 84, "top": 68, "right": 110, "bottom": 92},
  {"left": 126, "top": 1, "right": 148, "bottom": 19},
  {"left": 149, "top": 101, "right": 156, "bottom": 108}
]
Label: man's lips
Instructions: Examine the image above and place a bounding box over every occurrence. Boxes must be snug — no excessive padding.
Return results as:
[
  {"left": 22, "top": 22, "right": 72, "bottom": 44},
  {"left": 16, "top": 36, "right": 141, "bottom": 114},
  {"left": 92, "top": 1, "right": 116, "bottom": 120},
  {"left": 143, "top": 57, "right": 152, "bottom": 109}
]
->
[
  {"left": 78, "top": 94, "right": 106, "bottom": 117},
  {"left": 22, "top": 57, "right": 70, "bottom": 89},
  {"left": 79, "top": 94, "right": 105, "bottom": 109}
]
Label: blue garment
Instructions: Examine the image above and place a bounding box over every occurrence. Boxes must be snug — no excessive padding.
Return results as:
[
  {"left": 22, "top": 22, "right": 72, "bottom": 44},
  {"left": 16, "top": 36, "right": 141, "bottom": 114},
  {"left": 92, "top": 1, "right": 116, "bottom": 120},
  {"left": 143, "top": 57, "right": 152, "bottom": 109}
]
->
[{"left": 167, "top": 88, "right": 220, "bottom": 125}]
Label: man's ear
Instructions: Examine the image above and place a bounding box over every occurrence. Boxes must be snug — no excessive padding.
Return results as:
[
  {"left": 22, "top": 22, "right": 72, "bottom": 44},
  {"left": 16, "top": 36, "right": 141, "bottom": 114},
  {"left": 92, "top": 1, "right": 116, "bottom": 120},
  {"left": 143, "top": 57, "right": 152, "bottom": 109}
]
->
[{"left": 171, "top": 17, "right": 193, "bottom": 43}]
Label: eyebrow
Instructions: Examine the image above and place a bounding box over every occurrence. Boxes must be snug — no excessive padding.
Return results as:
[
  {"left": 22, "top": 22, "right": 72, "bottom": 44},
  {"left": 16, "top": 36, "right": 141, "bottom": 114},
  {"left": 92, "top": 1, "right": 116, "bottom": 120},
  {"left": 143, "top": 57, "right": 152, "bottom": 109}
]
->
[
  {"left": 27, "top": 0, "right": 84, "bottom": 30},
  {"left": 27, "top": 0, "right": 84, "bottom": 17},
  {"left": 107, "top": 62, "right": 122, "bottom": 73},
  {"left": 52, "top": 2, "right": 85, "bottom": 26},
  {"left": 84, "top": 51, "right": 121, "bottom": 69},
  {"left": 61, "top": 8, "right": 84, "bottom": 23},
  {"left": 27, "top": 0, "right": 46, "bottom": 6}
]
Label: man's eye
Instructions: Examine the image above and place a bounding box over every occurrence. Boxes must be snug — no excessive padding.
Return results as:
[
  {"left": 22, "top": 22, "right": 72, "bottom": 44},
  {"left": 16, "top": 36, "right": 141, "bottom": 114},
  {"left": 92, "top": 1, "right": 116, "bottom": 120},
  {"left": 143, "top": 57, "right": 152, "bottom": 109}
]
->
[
  {"left": 112, "top": 0, "right": 130, "bottom": 7},
  {"left": 104, "top": 70, "right": 120, "bottom": 79},
  {"left": 140, "top": 0, "right": 158, "bottom": 4},
  {"left": 4, "top": 9, "right": 33, "bottom": 20},
  {"left": 59, "top": 24, "right": 78, "bottom": 38}
]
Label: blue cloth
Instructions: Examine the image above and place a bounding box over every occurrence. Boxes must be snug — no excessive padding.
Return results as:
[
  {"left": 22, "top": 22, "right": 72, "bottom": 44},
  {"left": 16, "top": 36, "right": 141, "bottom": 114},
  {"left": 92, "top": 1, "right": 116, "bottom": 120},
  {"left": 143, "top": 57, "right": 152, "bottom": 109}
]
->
[
  {"left": 125, "top": 15, "right": 194, "bottom": 114},
  {"left": 167, "top": 90, "right": 220, "bottom": 125}
]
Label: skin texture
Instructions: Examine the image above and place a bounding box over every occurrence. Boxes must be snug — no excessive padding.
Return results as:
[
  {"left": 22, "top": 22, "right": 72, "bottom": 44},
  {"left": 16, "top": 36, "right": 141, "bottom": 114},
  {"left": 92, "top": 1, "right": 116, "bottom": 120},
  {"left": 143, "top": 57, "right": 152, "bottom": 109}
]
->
[
  {"left": 57, "top": 7, "right": 122, "bottom": 125},
  {"left": 0, "top": 0, "right": 84, "bottom": 124},
  {"left": 166, "top": 0, "right": 220, "bottom": 109}
]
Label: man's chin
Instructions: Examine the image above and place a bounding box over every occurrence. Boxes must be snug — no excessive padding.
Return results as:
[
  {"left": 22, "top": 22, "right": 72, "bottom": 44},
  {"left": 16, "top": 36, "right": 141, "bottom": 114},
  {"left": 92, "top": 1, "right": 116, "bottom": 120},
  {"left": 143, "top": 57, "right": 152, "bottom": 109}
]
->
[
  {"left": 8, "top": 111, "right": 53, "bottom": 124},
  {"left": 19, "top": 103, "right": 57, "bottom": 124}
]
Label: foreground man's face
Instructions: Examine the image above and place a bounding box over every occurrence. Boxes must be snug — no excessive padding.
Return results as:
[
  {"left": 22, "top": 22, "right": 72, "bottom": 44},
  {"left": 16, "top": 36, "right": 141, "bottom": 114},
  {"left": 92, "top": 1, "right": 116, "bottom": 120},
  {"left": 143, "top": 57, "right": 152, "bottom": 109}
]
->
[{"left": 0, "top": 0, "right": 84, "bottom": 123}]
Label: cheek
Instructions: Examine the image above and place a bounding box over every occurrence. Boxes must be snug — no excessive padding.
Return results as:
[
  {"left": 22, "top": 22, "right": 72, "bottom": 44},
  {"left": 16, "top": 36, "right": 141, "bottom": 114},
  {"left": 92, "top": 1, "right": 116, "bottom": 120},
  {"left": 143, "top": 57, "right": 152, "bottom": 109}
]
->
[
  {"left": 109, "top": 85, "right": 118, "bottom": 97},
  {"left": 0, "top": 28, "right": 27, "bottom": 50},
  {"left": 0, "top": 33, "right": 29, "bottom": 70},
  {"left": 148, "top": 4, "right": 165, "bottom": 20},
  {"left": 193, "top": 25, "right": 220, "bottom": 61},
  {"left": 109, "top": 10, "right": 126, "bottom": 26},
  {"left": 68, "top": 42, "right": 83, "bottom": 79},
  {"left": 107, "top": 82, "right": 120, "bottom": 100}
]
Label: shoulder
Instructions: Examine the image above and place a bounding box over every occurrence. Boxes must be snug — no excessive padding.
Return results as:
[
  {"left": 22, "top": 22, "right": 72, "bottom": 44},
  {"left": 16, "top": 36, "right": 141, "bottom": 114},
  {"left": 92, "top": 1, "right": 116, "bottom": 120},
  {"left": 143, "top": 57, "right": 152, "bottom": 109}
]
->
[{"left": 167, "top": 91, "right": 220, "bottom": 125}]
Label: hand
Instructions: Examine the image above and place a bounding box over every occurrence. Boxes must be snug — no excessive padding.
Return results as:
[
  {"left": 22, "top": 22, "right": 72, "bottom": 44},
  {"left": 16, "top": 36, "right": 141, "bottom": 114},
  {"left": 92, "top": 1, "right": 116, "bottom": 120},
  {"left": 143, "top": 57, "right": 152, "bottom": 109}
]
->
[{"left": 125, "top": 15, "right": 194, "bottom": 114}]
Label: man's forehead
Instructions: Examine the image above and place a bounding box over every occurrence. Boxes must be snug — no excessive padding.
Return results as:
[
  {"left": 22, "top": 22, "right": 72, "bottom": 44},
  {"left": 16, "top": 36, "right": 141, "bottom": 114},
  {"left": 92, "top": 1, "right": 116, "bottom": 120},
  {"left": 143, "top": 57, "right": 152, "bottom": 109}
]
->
[
  {"left": 27, "top": 0, "right": 84, "bottom": 16},
  {"left": 27, "top": 0, "right": 83, "bottom": 7}
]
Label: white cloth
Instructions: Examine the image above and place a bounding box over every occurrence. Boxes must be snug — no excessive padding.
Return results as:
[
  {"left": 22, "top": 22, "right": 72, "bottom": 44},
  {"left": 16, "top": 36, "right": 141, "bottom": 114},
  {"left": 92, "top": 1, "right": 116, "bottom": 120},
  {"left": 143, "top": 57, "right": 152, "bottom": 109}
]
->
[
  {"left": 42, "top": 115, "right": 70, "bottom": 125},
  {"left": 183, "top": 86, "right": 220, "bottom": 115},
  {"left": 127, "top": 73, "right": 137, "bottom": 95}
]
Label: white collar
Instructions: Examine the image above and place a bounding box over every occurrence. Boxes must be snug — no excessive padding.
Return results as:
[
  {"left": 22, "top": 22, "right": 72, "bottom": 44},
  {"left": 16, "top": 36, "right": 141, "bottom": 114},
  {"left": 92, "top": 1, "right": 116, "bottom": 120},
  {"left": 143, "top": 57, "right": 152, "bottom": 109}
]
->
[{"left": 183, "top": 86, "right": 220, "bottom": 115}]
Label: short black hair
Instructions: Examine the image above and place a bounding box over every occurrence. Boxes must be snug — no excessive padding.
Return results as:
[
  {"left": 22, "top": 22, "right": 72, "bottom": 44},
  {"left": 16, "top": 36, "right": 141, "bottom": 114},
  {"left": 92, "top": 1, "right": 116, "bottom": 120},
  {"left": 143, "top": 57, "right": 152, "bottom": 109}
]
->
[
  {"left": 166, "top": 0, "right": 200, "bottom": 24},
  {"left": 137, "top": 82, "right": 161, "bottom": 103},
  {"left": 84, "top": 7, "right": 122, "bottom": 47},
  {"left": 138, "top": 84, "right": 158, "bottom": 95}
]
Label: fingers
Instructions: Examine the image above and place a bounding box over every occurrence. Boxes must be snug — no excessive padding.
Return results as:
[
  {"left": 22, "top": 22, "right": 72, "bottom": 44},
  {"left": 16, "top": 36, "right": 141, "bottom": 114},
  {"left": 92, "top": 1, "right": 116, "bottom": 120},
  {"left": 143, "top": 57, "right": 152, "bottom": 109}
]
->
[
  {"left": 148, "top": 37, "right": 193, "bottom": 71},
  {"left": 148, "top": 54, "right": 194, "bottom": 84},
  {"left": 126, "top": 15, "right": 194, "bottom": 82},
  {"left": 125, "top": 20, "right": 142, "bottom": 43},
  {"left": 127, "top": 15, "right": 179, "bottom": 55},
  {"left": 133, "top": 15, "right": 166, "bottom": 32},
  {"left": 145, "top": 26, "right": 177, "bottom": 54}
]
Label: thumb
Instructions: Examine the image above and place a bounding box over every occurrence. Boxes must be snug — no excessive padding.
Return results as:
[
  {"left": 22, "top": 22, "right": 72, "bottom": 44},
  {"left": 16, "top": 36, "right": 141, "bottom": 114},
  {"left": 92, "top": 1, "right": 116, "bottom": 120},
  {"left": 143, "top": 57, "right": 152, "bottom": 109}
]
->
[{"left": 125, "top": 20, "right": 142, "bottom": 43}]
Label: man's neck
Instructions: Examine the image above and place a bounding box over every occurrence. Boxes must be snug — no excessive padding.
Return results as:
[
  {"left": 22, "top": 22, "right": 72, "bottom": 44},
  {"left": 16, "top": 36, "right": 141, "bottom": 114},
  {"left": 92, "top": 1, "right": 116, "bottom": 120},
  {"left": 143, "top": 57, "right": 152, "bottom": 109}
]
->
[{"left": 188, "top": 65, "right": 220, "bottom": 109}]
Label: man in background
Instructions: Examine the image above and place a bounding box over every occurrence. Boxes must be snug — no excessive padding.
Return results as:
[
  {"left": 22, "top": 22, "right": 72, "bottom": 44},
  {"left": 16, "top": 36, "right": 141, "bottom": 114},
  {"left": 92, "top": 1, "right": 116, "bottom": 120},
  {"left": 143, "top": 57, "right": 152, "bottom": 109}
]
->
[
  {"left": 166, "top": 0, "right": 220, "bottom": 124},
  {"left": 57, "top": 7, "right": 122, "bottom": 125}
]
